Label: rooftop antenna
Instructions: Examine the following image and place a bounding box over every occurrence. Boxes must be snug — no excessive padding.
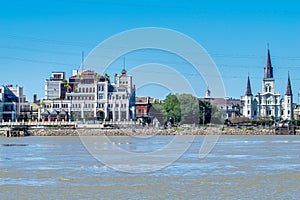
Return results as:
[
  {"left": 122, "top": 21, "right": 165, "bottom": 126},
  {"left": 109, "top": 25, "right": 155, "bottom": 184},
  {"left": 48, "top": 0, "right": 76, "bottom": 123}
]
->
[
  {"left": 81, "top": 51, "right": 84, "bottom": 70},
  {"left": 123, "top": 56, "right": 126, "bottom": 70},
  {"left": 267, "top": 43, "right": 270, "bottom": 50}
]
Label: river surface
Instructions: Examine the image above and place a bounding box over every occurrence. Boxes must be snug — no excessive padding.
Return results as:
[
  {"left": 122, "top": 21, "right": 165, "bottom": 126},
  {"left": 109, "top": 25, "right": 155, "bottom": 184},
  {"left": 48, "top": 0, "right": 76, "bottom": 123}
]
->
[{"left": 1, "top": 135, "right": 300, "bottom": 199}]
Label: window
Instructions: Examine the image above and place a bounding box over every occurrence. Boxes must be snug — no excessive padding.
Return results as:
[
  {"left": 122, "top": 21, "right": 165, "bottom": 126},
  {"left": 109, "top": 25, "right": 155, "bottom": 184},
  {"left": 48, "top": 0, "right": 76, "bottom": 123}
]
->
[
  {"left": 254, "top": 110, "right": 257, "bottom": 116},
  {"left": 98, "top": 85, "right": 104, "bottom": 91},
  {"left": 247, "top": 110, "right": 250, "bottom": 115}
]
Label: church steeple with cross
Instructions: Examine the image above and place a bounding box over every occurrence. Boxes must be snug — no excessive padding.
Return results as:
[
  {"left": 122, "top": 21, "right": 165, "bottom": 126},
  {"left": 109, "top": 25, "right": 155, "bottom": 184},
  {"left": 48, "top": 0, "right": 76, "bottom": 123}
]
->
[{"left": 264, "top": 45, "right": 274, "bottom": 79}]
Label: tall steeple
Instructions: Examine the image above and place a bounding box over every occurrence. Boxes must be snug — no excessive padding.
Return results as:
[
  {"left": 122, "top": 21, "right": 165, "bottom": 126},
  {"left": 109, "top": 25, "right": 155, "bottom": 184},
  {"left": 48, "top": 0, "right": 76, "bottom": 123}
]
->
[
  {"left": 285, "top": 73, "right": 292, "bottom": 95},
  {"left": 245, "top": 76, "right": 253, "bottom": 96},
  {"left": 264, "top": 48, "right": 273, "bottom": 79}
]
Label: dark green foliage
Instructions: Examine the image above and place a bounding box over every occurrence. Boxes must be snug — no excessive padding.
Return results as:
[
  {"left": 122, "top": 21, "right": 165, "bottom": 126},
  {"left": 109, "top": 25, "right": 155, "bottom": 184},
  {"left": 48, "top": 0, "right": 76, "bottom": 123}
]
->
[{"left": 160, "top": 93, "right": 214, "bottom": 125}]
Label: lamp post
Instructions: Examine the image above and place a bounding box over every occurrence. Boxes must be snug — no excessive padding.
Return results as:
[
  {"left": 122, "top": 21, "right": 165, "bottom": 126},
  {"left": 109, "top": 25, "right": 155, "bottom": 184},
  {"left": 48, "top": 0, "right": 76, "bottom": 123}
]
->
[
  {"left": 200, "top": 106, "right": 205, "bottom": 126},
  {"left": 70, "top": 96, "right": 73, "bottom": 121}
]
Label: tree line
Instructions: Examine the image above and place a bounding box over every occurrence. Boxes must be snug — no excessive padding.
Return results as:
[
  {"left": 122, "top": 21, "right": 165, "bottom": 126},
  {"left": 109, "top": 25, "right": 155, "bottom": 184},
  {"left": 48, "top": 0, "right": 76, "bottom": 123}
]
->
[{"left": 150, "top": 93, "right": 223, "bottom": 125}]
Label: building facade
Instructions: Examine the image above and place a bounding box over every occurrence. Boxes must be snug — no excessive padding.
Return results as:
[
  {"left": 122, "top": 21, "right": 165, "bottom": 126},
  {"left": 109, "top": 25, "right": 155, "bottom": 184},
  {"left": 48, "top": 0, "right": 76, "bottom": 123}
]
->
[
  {"left": 41, "top": 69, "right": 136, "bottom": 122},
  {"left": 0, "top": 85, "right": 29, "bottom": 121},
  {"left": 200, "top": 88, "right": 241, "bottom": 119},
  {"left": 44, "top": 72, "right": 67, "bottom": 100},
  {"left": 240, "top": 49, "right": 293, "bottom": 120},
  {"left": 135, "top": 97, "right": 162, "bottom": 123}
]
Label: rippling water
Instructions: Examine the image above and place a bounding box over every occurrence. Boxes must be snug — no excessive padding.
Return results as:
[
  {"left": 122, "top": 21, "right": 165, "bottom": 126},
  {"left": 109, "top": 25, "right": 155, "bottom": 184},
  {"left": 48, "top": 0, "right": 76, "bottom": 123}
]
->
[{"left": 1, "top": 135, "right": 299, "bottom": 199}]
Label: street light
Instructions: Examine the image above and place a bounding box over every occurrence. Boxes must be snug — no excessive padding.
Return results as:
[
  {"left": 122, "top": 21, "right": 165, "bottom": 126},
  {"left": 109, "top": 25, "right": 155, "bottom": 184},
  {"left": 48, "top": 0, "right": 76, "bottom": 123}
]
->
[{"left": 200, "top": 106, "right": 205, "bottom": 126}]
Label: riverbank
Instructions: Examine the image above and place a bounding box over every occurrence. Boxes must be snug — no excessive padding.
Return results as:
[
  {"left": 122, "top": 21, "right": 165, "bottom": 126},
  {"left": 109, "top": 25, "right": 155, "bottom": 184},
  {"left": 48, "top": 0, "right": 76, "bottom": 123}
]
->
[
  {"left": 23, "top": 127, "right": 298, "bottom": 136},
  {"left": 1, "top": 126, "right": 298, "bottom": 137}
]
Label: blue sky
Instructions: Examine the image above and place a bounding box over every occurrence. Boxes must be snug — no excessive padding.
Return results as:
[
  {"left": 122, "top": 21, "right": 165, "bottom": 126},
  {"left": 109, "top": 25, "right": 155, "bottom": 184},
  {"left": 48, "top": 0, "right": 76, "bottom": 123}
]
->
[{"left": 0, "top": 0, "right": 300, "bottom": 102}]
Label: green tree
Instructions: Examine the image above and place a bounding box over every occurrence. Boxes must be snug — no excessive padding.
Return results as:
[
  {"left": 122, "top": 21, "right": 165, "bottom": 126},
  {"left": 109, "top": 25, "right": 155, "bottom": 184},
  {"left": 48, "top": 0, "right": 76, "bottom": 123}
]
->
[
  {"left": 178, "top": 94, "right": 200, "bottom": 124},
  {"left": 104, "top": 73, "right": 110, "bottom": 82},
  {"left": 160, "top": 93, "right": 222, "bottom": 125},
  {"left": 199, "top": 99, "right": 210, "bottom": 124},
  {"left": 162, "top": 94, "right": 181, "bottom": 123}
]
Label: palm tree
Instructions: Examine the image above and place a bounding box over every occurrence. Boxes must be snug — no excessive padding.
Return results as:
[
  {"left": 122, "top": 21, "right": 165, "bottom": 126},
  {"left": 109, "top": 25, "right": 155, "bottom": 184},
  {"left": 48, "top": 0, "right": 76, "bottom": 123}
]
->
[
  {"left": 64, "top": 83, "right": 72, "bottom": 92},
  {"left": 104, "top": 73, "right": 110, "bottom": 83},
  {"left": 114, "top": 73, "right": 118, "bottom": 83}
]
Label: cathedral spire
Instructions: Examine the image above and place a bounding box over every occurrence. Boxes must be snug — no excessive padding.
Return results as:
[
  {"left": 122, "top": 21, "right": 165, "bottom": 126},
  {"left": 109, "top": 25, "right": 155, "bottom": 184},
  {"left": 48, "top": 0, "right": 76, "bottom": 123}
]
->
[
  {"left": 264, "top": 48, "right": 273, "bottom": 79},
  {"left": 285, "top": 73, "right": 292, "bottom": 96},
  {"left": 245, "top": 76, "right": 253, "bottom": 96}
]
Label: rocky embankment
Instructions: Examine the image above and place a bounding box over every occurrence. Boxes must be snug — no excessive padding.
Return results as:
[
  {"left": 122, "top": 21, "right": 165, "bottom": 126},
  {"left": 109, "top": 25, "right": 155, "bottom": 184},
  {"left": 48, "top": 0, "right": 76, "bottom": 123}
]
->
[{"left": 25, "top": 127, "right": 281, "bottom": 136}]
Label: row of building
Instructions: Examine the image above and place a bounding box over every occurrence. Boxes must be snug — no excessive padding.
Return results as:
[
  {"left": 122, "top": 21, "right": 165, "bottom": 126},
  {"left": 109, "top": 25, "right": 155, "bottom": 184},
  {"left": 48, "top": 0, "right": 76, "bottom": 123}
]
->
[{"left": 0, "top": 48, "right": 298, "bottom": 123}]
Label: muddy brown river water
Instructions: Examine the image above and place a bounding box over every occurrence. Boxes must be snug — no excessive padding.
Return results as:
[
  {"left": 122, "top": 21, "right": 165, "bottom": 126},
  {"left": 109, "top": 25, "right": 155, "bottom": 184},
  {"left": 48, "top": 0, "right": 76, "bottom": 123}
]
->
[{"left": 1, "top": 135, "right": 299, "bottom": 199}]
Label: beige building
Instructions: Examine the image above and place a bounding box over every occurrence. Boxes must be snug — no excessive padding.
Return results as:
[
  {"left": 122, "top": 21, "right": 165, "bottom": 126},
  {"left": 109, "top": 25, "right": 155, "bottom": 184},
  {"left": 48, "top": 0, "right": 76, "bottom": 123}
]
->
[{"left": 41, "top": 69, "right": 136, "bottom": 122}]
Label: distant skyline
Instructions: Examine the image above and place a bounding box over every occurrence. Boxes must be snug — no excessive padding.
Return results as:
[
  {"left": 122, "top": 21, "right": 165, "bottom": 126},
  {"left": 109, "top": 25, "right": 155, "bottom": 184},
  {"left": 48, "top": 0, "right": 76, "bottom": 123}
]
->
[{"left": 0, "top": 0, "right": 299, "bottom": 102}]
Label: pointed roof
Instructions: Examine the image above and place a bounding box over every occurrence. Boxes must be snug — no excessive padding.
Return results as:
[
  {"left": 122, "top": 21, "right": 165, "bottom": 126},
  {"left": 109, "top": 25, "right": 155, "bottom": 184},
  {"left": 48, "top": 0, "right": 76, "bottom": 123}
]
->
[
  {"left": 41, "top": 110, "right": 50, "bottom": 116},
  {"left": 264, "top": 49, "right": 274, "bottom": 79},
  {"left": 245, "top": 76, "right": 253, "bottom": 96},
  {"left": 285, "top": 74, "right": 292, "bottom": 96},
  {"left": 59, "top": 109, "right": 67, "bottom": 116},
  {"left": 50, "top": 110, "right": 59, "bottom": 116}
]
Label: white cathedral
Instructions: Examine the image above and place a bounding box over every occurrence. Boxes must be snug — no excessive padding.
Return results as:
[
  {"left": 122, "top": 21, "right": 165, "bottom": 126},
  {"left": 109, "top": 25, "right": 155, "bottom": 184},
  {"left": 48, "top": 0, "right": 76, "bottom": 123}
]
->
[{"left": 240, "top": 49, "right": 293, "bottom": 120}]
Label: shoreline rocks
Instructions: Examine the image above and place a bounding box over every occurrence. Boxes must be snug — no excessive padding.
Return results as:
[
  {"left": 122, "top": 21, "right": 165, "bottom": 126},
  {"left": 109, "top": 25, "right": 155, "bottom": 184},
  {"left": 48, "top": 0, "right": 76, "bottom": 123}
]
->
[{"left": 24, "top": 127, "right": 289, "bottom": 137}]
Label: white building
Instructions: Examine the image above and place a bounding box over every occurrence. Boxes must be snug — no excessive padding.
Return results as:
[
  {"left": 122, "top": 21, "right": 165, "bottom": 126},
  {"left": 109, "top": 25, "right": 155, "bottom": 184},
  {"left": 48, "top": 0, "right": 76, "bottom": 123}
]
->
[
  {"left": 41, "top": 69, "right": 136, "bottom": 122},
  {"left": 44, "top": 72, "right": 67, "bottom": 100},
  {"left": 240, "top": 49, "right": 293, "bottom": 120},
  {"left": 0, "top": 85, "right": 28, "bottom": 121}
]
